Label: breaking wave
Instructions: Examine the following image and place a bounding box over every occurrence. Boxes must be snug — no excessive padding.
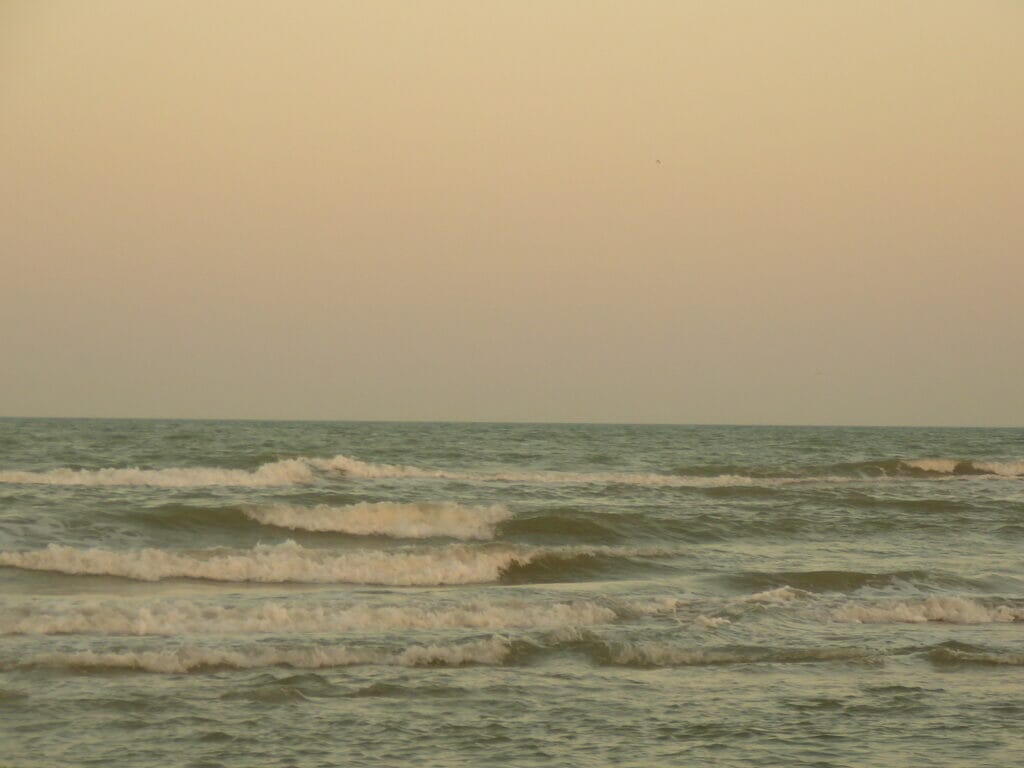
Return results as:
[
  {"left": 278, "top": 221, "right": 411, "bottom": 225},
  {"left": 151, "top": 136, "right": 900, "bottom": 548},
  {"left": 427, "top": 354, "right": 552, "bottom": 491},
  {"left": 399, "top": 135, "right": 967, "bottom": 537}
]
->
[
  {"left": 0, "top": 541, "right": 674, "bottom": 586},
  {"left": 2, "top": 453, "right": 1020, "bottom": 490},
  {"left": 18, "top": 637, "right": 516, "bottom": 674},
  {"left": 243, "top": 502, "right": 511, "bottom": 540},
  {"left": 834, "top": 596, "right": 1024, "bottom": 625},
  {"left": 742, "top": 586, "right": 812, "bottom": 604},
  {"left": 0, "top": 597, "right": 631, "bottom": 636},
  {"left": 13, "top": 635, "right": 886, "bottom": 674},
  {"left": 0, "top": 459, "right": 315, "bottom": 488},
  {"left": 313, "top": 455, "right": 778, "bottom": 488}
]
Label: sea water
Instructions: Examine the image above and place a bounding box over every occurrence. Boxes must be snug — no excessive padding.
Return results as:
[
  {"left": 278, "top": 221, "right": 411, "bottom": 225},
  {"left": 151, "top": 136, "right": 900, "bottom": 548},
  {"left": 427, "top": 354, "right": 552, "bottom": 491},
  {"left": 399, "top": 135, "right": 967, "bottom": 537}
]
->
[{"left": 0, "top": 419, "right": 1021, "bottom": 766}]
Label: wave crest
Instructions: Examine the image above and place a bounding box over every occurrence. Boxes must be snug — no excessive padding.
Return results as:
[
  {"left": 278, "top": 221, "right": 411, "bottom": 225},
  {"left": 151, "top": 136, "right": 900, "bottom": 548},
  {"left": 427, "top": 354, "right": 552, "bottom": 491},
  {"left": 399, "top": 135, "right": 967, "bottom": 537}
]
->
[
  {"left": 0, "top": 598, "right": 624, "bottom": 635},
  {"left": 244, "top": 501, "right": 511, "bottom": 540},
  {"left": 834, "top": 596, "right": 1024, "bottom": 625},
  {"left": 0, "top": 541, "right": 671, "bottom": 585},
  {"left": 20, "top": 637, "right": 514, "bottom": 674},
  {"left": 0, "top": 459, "right": 314, "bottom": 488}
]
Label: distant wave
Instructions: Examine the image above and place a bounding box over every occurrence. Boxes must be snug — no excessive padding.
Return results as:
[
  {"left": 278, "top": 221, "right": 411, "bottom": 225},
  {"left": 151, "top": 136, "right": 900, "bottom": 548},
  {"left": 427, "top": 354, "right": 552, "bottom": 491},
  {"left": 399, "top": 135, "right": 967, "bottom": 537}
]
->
[
  {"left": 0, "top": 459, "right": 314, "bottom": 488},
  {"left": 3, "top": 453, "right": 1017, "bottom": 489},
  {"left": 244, "top": 502, "right": 511, "bottom": 540},
  {"left": 826, "top": 458, "right": 1024, "bottom": 478},
  {"left": 314, "top": 455, "right": 775, "bottom": 487},
  {"left": 0, "top": 541, "right": 674, "bottom": 586},
  {"left": 0, "top": 454, "right": 769, "bottom": 489}
]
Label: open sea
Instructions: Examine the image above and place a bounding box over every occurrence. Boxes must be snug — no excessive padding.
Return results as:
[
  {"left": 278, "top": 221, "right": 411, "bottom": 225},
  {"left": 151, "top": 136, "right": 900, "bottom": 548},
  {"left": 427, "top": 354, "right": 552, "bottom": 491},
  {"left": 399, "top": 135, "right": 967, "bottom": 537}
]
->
[{"left": 0, "top": 418, "right": 1022, "bottom": 767}]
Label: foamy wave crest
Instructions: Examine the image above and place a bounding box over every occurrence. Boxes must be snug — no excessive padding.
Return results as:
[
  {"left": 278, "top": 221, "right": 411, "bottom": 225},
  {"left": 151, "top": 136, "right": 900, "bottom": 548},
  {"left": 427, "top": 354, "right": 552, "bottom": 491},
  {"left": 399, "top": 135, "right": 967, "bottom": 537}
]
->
[
  {"left": 0, "top": 541, "right": 667, "bottom": 585},
  {"left": 742, "top": 586, "right": 812, "bottom": 604},
  {"left": 313, "top": 455, "right": 449, "bottom": 480},
  {"left": 20, "top": 637, "right": 513, "bottom": 674},
  {"left": 0, "top": 598, "right": 621, "bottom": 635},
  {"left": 900, "top": 459, "right": 1024, "bottom": 477},
  {"left": 0, "top": 452, "right": 788, "bottom": 489},
  {"left": 244, "top": 501, "right": 511, "bottom": 540},
  {"left": 316, "top": 454, "right": 773, "bottom": 488},
  {"left": 834, "top": 596, "right": 1024, "bottom": 625},
  {"left": 0, "top": 459, "right": 314, "bottom": 488}
]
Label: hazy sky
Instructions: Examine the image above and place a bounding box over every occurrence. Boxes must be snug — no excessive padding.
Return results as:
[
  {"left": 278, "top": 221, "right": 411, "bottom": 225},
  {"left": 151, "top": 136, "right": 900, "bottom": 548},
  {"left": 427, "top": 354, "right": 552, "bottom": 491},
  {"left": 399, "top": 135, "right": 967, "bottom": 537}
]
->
[{"left": 2, "top": 1, "right": 1022, "bottom": 425}]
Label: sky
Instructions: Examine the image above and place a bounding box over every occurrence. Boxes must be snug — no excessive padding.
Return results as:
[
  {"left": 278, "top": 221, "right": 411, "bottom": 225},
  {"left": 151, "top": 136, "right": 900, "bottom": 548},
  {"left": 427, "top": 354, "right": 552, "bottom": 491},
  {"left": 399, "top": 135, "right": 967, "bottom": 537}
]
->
[{"left": 2, "top": 1, "right": 1022, "bottom": 426}]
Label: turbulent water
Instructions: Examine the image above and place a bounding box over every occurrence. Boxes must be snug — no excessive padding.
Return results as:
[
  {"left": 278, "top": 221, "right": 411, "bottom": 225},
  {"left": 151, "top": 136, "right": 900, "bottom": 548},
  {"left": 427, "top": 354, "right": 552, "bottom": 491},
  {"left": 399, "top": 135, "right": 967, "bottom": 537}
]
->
[{"left": 1, "top": 419, "right": 1022, "bottom": 767}]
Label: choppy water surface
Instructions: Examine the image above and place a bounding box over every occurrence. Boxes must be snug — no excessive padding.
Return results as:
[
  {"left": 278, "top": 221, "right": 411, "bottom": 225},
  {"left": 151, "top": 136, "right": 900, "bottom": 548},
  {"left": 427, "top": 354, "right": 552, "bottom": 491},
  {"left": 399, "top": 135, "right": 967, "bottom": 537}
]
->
[{"left": 1, "top": 419, "right": 1022, "bottom": 767}]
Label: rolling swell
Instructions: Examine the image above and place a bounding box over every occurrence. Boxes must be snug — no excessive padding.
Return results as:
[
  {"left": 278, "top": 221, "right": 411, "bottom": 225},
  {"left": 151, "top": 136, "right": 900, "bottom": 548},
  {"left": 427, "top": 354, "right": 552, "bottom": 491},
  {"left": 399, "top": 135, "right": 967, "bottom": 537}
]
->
[
  {"left": 11, "top": 635, "right": 891, "bottom": 674},
  {"left": 0, "top": 541, "right": 676, "bottom": 585},
  {"left": 112, "top": 500, "right": 510, "bottom": 541},
  {"left": 498, "top": 549, "right": 673, "bottom": 584},
  {"left": 925, "top": 641, "right": 1024, "bottom": 668},
  {"left": 0, "top": 597, "right": 640, "bottom": 635}
]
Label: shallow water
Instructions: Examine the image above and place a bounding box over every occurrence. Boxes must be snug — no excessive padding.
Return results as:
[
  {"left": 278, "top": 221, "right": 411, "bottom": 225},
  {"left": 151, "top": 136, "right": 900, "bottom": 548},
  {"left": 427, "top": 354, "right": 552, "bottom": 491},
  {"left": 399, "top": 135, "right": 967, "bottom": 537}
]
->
[{"left": 1, "top": 419, "right": 1022, "bottom": 766}]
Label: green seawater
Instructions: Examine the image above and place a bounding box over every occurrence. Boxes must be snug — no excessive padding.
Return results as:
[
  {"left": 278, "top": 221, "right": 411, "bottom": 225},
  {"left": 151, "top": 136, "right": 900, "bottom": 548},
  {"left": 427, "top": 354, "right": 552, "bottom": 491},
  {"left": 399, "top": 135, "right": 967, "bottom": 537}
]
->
[{"left": 0, "top": 419, "right": 1022, "bottom": 767}]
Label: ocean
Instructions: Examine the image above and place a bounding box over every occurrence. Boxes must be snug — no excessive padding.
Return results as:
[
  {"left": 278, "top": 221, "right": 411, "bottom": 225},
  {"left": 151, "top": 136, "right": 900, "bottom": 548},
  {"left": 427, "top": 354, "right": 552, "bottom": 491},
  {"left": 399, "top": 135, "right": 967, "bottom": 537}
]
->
[{"left": 0, "top": 419, "right": 1021, "bottom": 766}]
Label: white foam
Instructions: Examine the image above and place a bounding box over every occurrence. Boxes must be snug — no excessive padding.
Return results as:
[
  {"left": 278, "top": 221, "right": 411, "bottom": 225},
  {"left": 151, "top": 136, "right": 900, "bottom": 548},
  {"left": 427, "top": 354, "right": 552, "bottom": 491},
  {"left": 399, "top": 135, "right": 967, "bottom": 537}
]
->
[
  {"left": 0, "top": 541, "right": 670, "bottom": 585},
  {"left": 244, "top": 501, "right": 511, "bottom": 540},
  {"left": 696, "top": 615, "right": 731, "bottom": 628},
  {"left": 902, "top": 459, "right": 960, "bottom": 474},
  {"left": 0, "top": 598, "right": 621, "bottom": 635},
  {"left": 902, "top": 458, "right": 1024, "bottom": 476},
  {"left": 0, "top": 459, "right": 314, "bottom": 488},
  {"left": 834, "top": 596, "right": 1024, "bottom": 624},
  {"left": 742, "top": 586, "right": 811, "bottom": 604},
  {"left": 21, "top": 636, "right": 513, "bottom": 674}
]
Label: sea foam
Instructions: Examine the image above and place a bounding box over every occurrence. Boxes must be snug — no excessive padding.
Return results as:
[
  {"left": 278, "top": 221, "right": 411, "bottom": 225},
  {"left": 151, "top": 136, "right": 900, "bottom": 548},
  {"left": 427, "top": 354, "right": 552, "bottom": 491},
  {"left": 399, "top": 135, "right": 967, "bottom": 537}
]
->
[
  {"left": 834, "top": 596, "right": 1024, "bottom": 624},
  {"left": 19, "top": 636, "right": 514, "bottom": 674},
  {"left": 0, "top": 598, "right": 621, "bottom": 635},
  {"left": 0, "top": 459, "right": 314, "bottom": 488}
]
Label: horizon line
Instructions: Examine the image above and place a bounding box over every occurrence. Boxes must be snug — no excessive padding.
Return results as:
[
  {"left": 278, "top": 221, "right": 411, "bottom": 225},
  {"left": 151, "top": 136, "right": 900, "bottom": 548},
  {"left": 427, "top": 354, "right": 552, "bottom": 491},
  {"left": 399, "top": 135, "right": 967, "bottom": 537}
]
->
[{"left": 0, "top": 415, "right": 1020, "bottom": 430}]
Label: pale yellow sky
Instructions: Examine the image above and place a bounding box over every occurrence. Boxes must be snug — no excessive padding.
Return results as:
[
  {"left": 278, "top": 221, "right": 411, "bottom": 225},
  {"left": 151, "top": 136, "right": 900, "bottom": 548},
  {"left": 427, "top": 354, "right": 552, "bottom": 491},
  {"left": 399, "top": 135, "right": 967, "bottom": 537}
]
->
[{"left": 2, "top": 1, "right": 1022, "bottom": 424}]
